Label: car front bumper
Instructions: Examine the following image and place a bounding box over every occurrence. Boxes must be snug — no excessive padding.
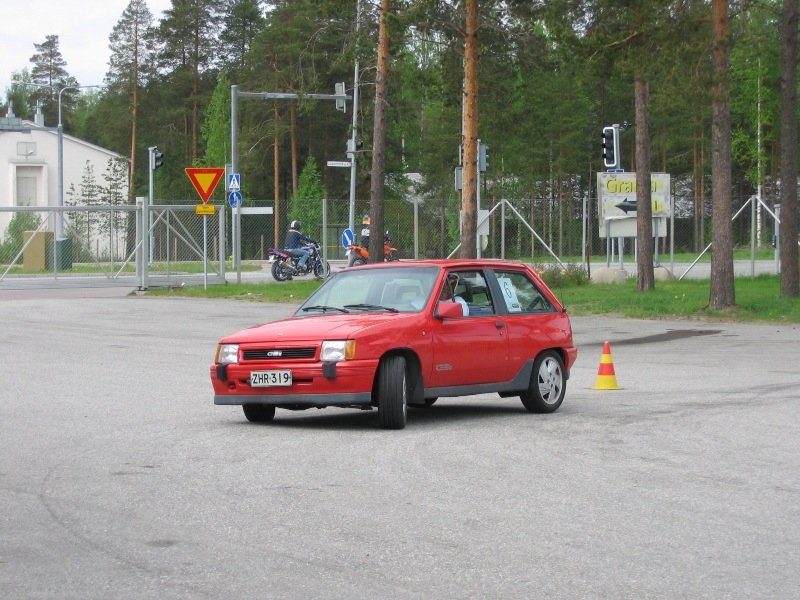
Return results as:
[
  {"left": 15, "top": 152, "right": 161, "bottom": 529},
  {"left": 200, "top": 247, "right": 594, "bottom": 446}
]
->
[{"left": 210, "top": 358, "right": 378, "bottom": 407}]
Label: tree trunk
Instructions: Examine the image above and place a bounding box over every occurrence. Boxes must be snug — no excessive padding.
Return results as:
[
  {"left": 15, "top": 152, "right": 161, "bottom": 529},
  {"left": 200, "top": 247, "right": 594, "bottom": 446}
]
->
[
  {"left": 290, "top": 101, "right": 298, "bottom": 197},
  {"left": 779, "top": 0, "right": 799, "bottom": 297},
  {"left": 635, "top": 76, "right": 654, "bottom": 291},
  {"left": 460, "top": 0, "right": 479, "bottom": 259},
  {"left": 369, "top": 0, "right": 391, "bottom": 264},
  {"left": 709, "top": 0, "right": 735, "bottom": 309}
]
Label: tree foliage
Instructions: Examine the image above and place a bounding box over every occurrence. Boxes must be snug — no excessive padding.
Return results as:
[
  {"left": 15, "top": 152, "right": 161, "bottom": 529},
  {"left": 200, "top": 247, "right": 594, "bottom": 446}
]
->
[{"left": 1, "top": 0, "right": 795, "bottom": 288}]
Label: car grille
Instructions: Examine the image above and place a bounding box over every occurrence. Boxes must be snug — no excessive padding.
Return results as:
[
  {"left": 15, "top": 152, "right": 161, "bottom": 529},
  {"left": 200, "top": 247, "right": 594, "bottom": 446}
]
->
[{"left": 242, "top": 347, "right": 317, "bottom": 360}]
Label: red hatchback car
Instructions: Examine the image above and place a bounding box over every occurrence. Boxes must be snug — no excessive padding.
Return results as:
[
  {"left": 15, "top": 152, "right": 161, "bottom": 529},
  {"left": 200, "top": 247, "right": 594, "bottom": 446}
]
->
[{"left": 211, "top": 260, "right": 577, "bottom": 429}]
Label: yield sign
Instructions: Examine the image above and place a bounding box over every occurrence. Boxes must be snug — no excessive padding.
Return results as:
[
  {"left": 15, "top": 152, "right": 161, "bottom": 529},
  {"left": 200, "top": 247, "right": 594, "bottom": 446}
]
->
[{"left": 185, "top": 167, "right": 225, "bottom": 203}]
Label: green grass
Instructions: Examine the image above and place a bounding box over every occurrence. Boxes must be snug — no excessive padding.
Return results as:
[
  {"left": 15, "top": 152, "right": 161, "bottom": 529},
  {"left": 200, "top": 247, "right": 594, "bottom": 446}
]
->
[
  {"left": 149, "top": 279, "right": 322, "bottom": 302},
  {"left": 554, "top": 275, "right": 800, "bottom": 323},
  {"left": 0, "top": 260, "right": 261, "bottom": 275},
  {"left": 148, "top": 273, "right": 800, "bottom": 324}
]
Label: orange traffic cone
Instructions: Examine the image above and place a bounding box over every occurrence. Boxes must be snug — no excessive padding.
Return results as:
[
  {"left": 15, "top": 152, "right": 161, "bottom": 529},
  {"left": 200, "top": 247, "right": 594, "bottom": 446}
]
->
[{"left": 592, "top": 341, "right": 621, "bottom": 390}]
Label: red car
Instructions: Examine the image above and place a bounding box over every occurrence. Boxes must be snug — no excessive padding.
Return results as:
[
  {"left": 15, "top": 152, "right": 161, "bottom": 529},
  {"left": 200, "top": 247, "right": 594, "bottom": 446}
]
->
[{"left": 211, "top": 260, "right": 577, "bottom": 429}]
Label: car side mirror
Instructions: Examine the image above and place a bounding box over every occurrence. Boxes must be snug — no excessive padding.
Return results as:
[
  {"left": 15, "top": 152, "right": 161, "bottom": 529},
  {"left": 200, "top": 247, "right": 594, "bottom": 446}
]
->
[{"left": 436, "top": 301, "right": 464, "bottom": 319}]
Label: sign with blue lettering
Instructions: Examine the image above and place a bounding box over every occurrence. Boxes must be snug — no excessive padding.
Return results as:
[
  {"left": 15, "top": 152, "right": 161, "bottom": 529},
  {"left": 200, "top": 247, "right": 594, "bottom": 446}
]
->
[
  {"left": 341, "top": 228, "right": 355, "bottom": 248},
  {"left": 228, "top": 173, "right": 241, "bottom": 192},
  {"left": 229, "top": 190, "right": 242, "bottom": 208}
]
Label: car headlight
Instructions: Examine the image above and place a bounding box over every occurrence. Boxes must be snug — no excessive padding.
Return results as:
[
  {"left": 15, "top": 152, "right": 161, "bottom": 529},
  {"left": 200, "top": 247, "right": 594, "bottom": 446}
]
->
[
  {"left": 216, "top": 343, "right": 239, "bottom": 364},
  {"left": 320, "top": 340, "right": 356, "bottom": 362}
]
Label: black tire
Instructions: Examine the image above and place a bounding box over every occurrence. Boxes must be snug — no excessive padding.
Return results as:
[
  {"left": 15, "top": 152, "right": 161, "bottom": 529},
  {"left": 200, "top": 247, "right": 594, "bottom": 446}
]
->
[
  {"left": 243, "top": 404, "right": 276, "bottom": 423},
  {"left": 377, "top": 355, "right": 408, "bottom": 429},
  {"left": 520, "top": 351, "right": 566, "bottom": 413},
  {"left": 314, "top": 259, "right": 331, "bottom": 279},
  {"left": 349, "top": 256, "right": 367, "bottom": 267},
  {"left": 271, "top": 259, "right": 292, "bottom": 282}
]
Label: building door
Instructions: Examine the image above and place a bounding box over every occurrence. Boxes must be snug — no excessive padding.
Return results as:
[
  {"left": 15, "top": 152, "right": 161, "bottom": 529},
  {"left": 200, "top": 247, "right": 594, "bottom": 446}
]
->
[{"left": 16, "top": 174, "right": 37, "bottom": 206}]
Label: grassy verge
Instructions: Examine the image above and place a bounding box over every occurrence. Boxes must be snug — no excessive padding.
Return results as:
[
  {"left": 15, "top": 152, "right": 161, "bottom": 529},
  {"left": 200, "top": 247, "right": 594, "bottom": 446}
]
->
[
  {"left": 554, "top": 275, "right": 800, "bottom": 323},
  {"left": 148, "top": 273, "right": 800, "bottom": 324},
  {"left": 0, "top": 261, "right": 261, "bottom": 275}
]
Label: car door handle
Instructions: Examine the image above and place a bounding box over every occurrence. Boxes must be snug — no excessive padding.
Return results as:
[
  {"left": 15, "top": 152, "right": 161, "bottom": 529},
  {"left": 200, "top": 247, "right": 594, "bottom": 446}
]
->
[{"left": 495, "top": 322, "right": 505, "bottom": 328}]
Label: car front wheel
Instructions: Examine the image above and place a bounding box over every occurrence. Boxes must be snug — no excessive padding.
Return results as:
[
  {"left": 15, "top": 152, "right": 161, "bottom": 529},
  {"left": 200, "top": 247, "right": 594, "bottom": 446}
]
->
[
  {"left": 243, "top": 404, "right": 276, "bottom": 423},
  {"left": 377, "top": 355, "right": 407, "bottom": 429},
  {"left": 520, "top": 351, "right": 565, "bottom": 413}
]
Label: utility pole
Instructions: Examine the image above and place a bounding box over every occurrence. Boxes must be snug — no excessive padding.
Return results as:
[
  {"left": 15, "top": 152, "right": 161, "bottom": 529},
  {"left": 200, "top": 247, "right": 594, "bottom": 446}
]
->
[{"left": 347, "top": 0, "right": 362, "bottom": 233}]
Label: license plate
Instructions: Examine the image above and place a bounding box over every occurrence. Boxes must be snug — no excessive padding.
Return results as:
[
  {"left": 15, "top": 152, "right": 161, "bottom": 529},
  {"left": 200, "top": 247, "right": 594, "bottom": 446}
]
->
[{"left": 250, "top": 370, "right": 292, "bottom": 387}]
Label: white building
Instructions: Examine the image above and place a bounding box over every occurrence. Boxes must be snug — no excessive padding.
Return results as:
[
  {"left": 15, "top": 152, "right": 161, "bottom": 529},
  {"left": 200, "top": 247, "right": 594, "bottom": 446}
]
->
[{"left": 0, "top": 105, "right": 128, "bottom": 246}]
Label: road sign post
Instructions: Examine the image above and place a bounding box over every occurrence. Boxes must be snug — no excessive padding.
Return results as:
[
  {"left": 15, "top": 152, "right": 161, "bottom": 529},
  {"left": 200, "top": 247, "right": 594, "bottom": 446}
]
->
[{"left": 185, "top": 167, "right": 225, "bottom": 290}]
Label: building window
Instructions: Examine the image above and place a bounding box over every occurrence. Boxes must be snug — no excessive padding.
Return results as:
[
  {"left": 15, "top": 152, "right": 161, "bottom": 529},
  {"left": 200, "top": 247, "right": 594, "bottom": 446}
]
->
[{"left": 17, "top": 141, "right": 37, "bottom": 157}]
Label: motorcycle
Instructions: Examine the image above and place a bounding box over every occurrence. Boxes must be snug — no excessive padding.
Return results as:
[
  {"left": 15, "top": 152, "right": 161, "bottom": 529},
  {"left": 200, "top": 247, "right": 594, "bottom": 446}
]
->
[
  {"left": 270, "top": 241, "right": 331, "bottom": 281},
  {"left": 346, "top": 234, "right": 398, "bottom": 267}
]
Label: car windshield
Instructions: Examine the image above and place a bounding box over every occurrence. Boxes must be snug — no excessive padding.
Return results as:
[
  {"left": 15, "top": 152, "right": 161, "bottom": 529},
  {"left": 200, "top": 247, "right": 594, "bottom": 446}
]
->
[{"left": 296, "top": 265, "right": 439, "bottom": 315}]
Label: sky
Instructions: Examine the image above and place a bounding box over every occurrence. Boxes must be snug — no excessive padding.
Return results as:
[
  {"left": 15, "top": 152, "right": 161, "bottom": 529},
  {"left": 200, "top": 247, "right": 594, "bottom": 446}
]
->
[{"left": 1, "top": 0, "right": 173, "bottom": 99}]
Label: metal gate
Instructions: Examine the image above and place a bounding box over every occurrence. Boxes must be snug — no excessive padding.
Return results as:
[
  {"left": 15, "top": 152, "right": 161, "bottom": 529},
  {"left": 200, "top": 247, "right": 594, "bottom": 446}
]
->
[{"left": 0, "top": 202, "right": 226, "bottom": 291}]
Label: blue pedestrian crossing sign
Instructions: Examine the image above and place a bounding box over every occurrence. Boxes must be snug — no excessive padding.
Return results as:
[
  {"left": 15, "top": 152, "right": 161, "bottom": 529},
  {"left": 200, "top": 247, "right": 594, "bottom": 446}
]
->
[
  {"left": 341, "top": 228, "right": 355, "bottom": 248},
  {"left": 228, "top": 173, "right": 241, "bottom": 192},
  {"left": 229, "top": 190, "right": 242, "bottom": 208}
]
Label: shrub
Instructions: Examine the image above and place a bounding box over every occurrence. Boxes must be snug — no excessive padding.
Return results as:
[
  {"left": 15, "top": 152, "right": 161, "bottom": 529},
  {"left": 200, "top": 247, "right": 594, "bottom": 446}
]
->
[{"left": 531, "top": 262, "right": 589, "bottom": 288}]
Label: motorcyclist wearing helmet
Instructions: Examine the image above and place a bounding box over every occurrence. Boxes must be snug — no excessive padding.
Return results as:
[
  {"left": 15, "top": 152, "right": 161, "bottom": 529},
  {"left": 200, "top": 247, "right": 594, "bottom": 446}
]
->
[
  {"left": 284, "top": 220, "right": 315, "bottom": 270},
  {"left": 360, "top": 215, "right": 371, "bottom": 249}
]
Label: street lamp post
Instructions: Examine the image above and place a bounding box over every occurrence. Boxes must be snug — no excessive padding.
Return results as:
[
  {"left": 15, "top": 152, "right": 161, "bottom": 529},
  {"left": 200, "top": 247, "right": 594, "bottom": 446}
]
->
[{"left": 57, "top": 84, "right": 98, "bottom": 240}]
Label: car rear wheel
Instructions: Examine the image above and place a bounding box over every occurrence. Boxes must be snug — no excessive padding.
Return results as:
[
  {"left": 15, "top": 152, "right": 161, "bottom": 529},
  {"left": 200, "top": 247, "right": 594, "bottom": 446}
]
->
[
  {"left": 243, "top": 404, "right": 276, "bottom": 423},
  {"left": 520, "top": 351, "right": 565, "bottom": 413},
  {"left": 378, "top": 355, "right": 407, "bottom": 429}
]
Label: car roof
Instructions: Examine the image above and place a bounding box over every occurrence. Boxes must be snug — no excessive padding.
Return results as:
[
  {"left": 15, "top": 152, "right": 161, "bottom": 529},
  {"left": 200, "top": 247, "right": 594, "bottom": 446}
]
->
[{"left": 349, "top": 259, "right": 530, "bottom": 270}]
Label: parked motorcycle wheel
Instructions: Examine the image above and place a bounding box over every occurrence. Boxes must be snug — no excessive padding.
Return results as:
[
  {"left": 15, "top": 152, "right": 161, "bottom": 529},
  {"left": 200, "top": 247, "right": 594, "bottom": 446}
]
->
[
  {"left": 271, "top": 259, "right": 293, "bottom": 282},
  {"left": 348, "top": 254, "right": 367, "bottom": 267},
  {"left": 314, "top": 259, "right": 331, "bottom": 279},
  {"left": 386, "top": 251, "right": 399, "bottom": 262}
]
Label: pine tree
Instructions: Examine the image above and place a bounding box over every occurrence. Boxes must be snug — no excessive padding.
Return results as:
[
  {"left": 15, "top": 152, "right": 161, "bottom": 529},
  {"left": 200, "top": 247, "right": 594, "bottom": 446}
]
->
[
  {"left": 29, "top": 35, "right": 78, "bottom": 127},
  {"left": 289, "top": 156, "right": 325, "bottom": 240},
  {"left": 201, "top": 74, "right": 231, "bottom": 168},
  {"left": 219, "top": 0, "right": 265, "bottom": 74},
  {"left": 106, "top": 0, "right": 155, "bottom": 203},
  {"left": 158, "top": 0, "right": 224, "bottom": 162}
]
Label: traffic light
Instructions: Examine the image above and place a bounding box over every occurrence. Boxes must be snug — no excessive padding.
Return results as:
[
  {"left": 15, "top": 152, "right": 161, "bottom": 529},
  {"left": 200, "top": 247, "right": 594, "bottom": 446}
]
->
[
  {"left": 150, "top": 146, "right": 164, "bottom": 171},
  {"left": 335, "top": 82, "right": 346, "bottom": 112},
  {"left": 601, "top": 126, "right": 619, "bottom": 169},
  {"left": 478, "top": 142, "right": 489, "bottom": 172}
]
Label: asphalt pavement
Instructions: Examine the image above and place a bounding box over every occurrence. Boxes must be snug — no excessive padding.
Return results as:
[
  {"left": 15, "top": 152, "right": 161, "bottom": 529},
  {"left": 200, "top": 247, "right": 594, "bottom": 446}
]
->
[{"left": 0, "top": 293, "right": 798, "bottom": 599}]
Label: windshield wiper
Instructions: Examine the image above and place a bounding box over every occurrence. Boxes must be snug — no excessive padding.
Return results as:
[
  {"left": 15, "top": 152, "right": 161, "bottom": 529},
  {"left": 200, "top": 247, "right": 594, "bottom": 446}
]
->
[
  {"left": 343, "top": 303, "right": 399, "bottom": 313},
  {"left": 300, "top": 305, "right": 350, "bottom": 313}
]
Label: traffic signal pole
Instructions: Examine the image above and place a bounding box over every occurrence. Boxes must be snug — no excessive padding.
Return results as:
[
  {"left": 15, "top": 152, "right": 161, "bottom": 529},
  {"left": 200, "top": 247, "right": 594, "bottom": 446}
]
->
[{"left": 230, "top": 85, "right": 350, "bottom": 283}]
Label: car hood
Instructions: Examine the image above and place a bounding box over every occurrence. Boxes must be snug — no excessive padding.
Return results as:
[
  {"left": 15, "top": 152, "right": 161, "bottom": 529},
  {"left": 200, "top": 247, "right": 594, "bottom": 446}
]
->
[{"left": 222, "top": 312, "right": 410, "bottom": 344}]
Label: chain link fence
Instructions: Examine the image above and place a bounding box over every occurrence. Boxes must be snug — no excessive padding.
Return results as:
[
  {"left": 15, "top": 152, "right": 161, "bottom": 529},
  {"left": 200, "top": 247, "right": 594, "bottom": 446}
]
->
[
  {"left": 2, "top": 185, "right": 784, "bottom": 288},
  {"left": 235, "top": 188, "right": 782, "bottom": 268},
  {"left": 0, "top": 203, "right": 225, "bottom": 288}
]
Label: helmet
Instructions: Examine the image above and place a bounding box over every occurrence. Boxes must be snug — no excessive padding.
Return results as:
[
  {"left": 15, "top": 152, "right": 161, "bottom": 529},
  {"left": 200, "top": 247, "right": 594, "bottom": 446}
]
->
[{"left": 290, "top": 220, "right": 301, "bottom": 230}]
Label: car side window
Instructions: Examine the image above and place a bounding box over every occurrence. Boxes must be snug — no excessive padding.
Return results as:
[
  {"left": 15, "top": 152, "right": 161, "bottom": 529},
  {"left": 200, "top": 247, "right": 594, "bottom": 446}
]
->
[
  {"left": 440, "top": 270, "right": 495, "bottom": 316},
  {"left": 495, "top": 270, "right": 555, "bottom": 314}
]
